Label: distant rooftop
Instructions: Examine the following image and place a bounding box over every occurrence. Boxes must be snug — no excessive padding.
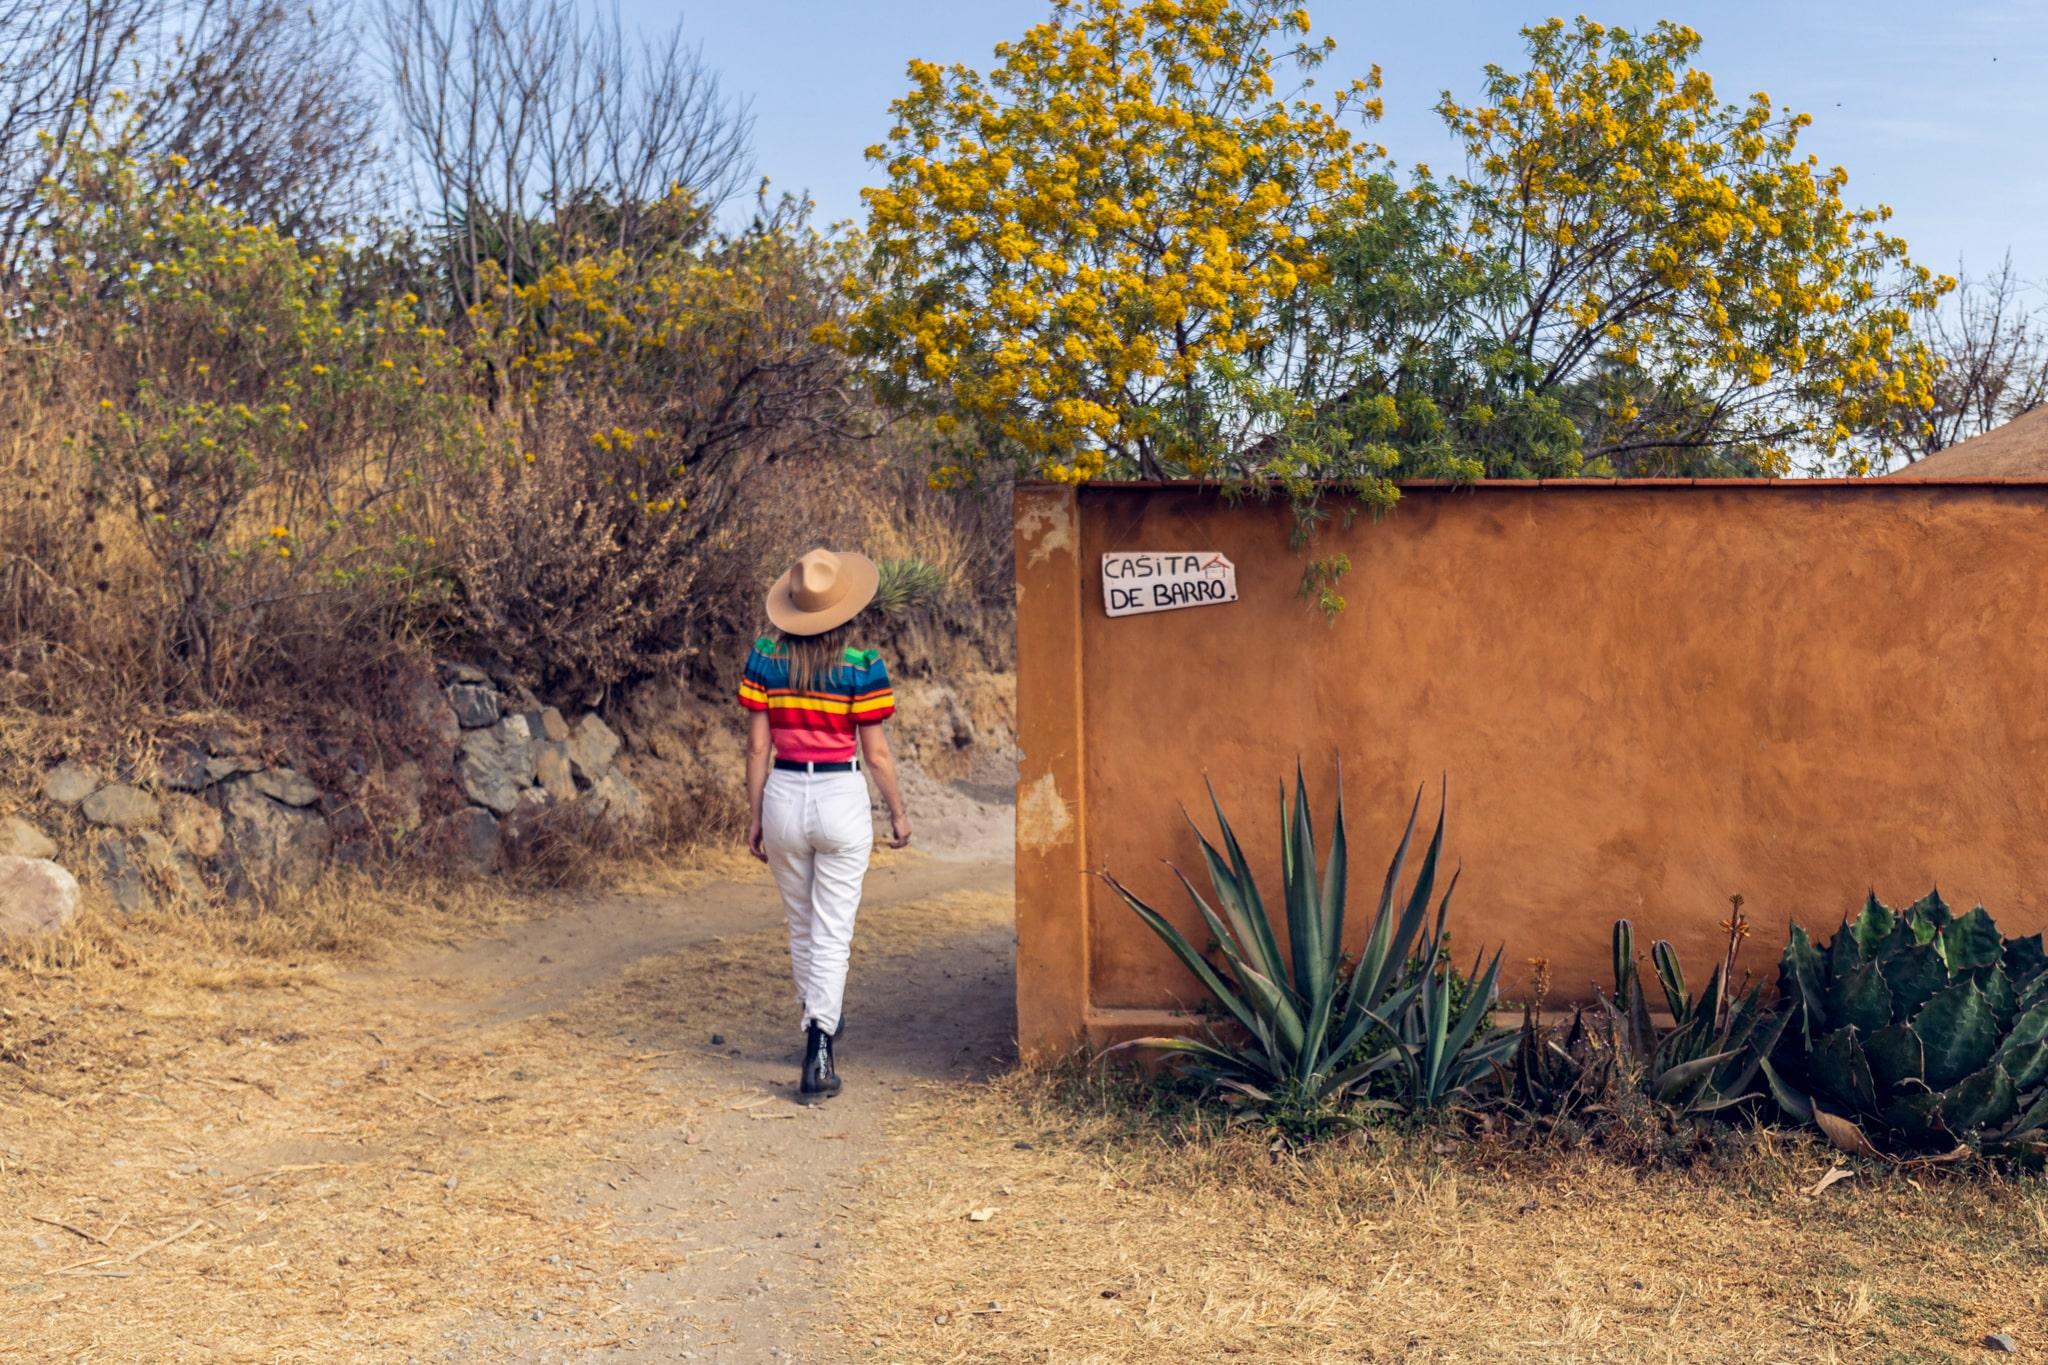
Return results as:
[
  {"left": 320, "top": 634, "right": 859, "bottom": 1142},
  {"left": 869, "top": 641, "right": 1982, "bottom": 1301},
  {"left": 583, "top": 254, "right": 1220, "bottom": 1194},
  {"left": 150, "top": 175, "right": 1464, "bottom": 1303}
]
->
[{"left": 1888, "top": 406, "right": 2048, "bottom": 479}]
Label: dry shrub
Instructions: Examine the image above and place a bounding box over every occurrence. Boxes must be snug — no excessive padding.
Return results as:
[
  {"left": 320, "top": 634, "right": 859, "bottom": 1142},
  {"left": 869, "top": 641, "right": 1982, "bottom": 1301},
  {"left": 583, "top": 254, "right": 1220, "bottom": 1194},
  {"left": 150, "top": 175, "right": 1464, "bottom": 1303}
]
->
[
  {"left": 499, "top": 773, "right": 746, "bottom": 891},
  {"left": 443, "top": 416, "right": 703, "bottom": 701}
]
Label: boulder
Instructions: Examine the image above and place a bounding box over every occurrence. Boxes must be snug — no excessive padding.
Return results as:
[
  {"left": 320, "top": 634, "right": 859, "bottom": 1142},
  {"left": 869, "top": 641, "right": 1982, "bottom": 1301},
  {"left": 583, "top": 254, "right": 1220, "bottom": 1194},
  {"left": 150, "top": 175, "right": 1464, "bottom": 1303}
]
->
[
  {"left": 362, "top": 760, "right": 426, "bottom": 841},
  {"left": 435, "top": 806, "right": 504, "bottom": 874},
  {"left": 456, "top": 719, "right": 537, "bottom": 815},
  {"left": 221, "top": 781, "right": 333, "bottom": 898},
  {"left": 162, "top": 793, "right": 225, "bottom": 860},
  {"left": 42, "top": 760, "right": 101, "bottom": 806},
  {"left": 448, "top": 682, "right": 501, "bottom": 729},
  {"left": 136, "top": 830, "right": 205, "bottom": 903},
  {"left": 0, "top": 814, "right": 56, "bottom": 860},
  {"left": 0, "top": 857, "right": 79, "bottom": 936},
  {"left": 534, "top": 742, "right": 578, "bottom": 803},
  {"left": 406, "top": 675, "right": 462, "bottom": 748},
  {"left": 250, "top": 767, "right": 321, "bottom": 808},
  {"left": 564, "top": 714, "right": 622, "bottom": 784},
  {"left": 326, "top": 803, "right": 375, "bottom": 869},
  {"left": 502, "top": 787, "right": 555, "bottom": 849},
  {"left": 88, "top": 832, "right": 154, "bottom": 913},
  {"left": 155, "top": 743, "right": 212, "bottom": 792},
  {"left": 204, "top": 755, "right": 262, "bottom": 784},
  {"left": 587, "top": 768, "right": 649, "bottom": 825},
  {"left": 82, "top": 783, "right": 161, "bottom": 830},
  {"left": 523, "top": 707, "right": 571, "bottom": 743}
]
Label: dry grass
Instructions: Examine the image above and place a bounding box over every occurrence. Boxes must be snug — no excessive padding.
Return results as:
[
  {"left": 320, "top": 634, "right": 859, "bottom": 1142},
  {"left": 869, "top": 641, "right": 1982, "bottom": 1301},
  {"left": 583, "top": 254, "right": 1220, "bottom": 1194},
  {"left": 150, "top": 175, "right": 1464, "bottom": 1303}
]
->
[
  {"left": 841, "top": 1069, "right": 2048, "bottom": 1363},
  {"left": 0, "top": 859, "right": 758, "bottom": 1362}
]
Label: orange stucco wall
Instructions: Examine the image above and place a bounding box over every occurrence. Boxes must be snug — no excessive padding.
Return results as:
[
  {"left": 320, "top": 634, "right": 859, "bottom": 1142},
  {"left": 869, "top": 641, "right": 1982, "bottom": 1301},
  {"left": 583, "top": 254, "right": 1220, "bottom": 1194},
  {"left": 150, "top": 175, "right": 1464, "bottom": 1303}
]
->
[{"left": 1013, "top": 479, "right": 2048, "bottom": 1057}]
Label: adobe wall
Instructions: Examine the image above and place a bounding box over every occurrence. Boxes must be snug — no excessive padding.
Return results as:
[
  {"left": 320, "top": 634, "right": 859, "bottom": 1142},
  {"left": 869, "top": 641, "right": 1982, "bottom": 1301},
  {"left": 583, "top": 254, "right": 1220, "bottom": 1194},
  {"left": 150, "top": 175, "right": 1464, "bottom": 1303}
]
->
[{"left": 1014, "top": 480, "right": 2048, "bottom": 1055}]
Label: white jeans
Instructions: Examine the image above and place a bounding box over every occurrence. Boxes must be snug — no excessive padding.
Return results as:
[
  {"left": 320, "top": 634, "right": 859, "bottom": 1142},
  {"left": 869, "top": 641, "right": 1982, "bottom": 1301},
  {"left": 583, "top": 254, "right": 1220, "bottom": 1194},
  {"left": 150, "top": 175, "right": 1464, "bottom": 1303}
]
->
[{"left": 761, "top": 768, "right": 873, "bottom": 1035}]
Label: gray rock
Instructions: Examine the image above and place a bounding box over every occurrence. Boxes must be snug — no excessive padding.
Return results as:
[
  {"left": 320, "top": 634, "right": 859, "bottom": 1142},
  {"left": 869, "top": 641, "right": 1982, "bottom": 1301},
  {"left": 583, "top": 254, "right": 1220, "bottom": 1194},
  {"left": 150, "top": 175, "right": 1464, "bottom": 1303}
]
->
[
  {"left": 436, "top": 806, "right": 503, "bottom": 874},
  {"left": 523, "top": 707, "right": 571, "bottom": 743},
  {"left": 456, "top": 719, "right": 537, "bottom": 815},
  {"left": 1983, "top": 1335, "right": 2017, "bottom": 1354},
  {"left": 564, "top": 714, "right": 621, "bottom": 784},
  {"left": 0, "top": 815, "right": 56, "bottom": 860},
  {"left": 204, "top": 755, "right": 261, "bottom": 784},
  {"left": 221, "top": 781, "right": 333, "bottom": 898},
  {"left": 81, "top": 783, "right": 161, "bottom": 830},
  {"left": 587, "top": 768, "right": 648, "bottom": 825},
  {"left": 250, "top": 767, "right": 321, "bottom": 808},
  {"left": 155, "top": 743, "right": 212, "bottom": 792},
  {"left": 136, "top": 830, "right": 205, "bottom": 903},
  {"left": 0, "top": 857, "right": 79, "bottom": 936},
  {"left": 534, "top": 743, "right": 578, "bottom": 803},
  {"left": 42, "top": 760, "right": 101, "bottom": 806},
  {"left": 162, "top": 793, "right": 225, "bottom": 860},
  {"left": 502, "top": 788, "right": 555, "bottom": 848},
  {"left": 88, "top": 832, "right": 153, "bottom": 913},
  {"left": 407, "top": 675, "right": 461, "bottom": 747},
  {"left": 448, "top": 682, "right": 501, "bottom": 729}
]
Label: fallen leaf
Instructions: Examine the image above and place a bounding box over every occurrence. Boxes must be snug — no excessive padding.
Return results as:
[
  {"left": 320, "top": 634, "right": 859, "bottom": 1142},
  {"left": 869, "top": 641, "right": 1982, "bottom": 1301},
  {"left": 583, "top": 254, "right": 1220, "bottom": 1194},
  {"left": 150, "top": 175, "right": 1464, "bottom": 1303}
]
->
[{"left": 1805, "top": 1166, "right": 1853, "bottom": 1197}]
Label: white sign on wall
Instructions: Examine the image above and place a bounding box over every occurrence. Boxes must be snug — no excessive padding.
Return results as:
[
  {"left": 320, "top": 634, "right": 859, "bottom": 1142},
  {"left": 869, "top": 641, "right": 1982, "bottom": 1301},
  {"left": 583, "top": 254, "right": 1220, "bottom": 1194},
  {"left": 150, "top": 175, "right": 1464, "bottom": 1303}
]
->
[{"left": 1101, "top": 551, "right": 1238, "bottom": 618}]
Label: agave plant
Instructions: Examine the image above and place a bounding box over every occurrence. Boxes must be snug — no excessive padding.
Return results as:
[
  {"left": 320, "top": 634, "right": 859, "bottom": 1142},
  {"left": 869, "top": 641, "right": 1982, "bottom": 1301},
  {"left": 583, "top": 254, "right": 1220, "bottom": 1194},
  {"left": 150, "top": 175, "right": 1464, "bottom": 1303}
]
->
[
  {"left": 1511, "top": 915, "right": 1786, "bottom": 1124},
  {"left": 1606, "top": 918, "right": 1789, "bottom": 1115},
  {"left": 1101, "top": 768, "right": 1512, "bottom": 1120},
  {"left": 1769, "top": 891, "right": 2048, "bottom": 1158}
]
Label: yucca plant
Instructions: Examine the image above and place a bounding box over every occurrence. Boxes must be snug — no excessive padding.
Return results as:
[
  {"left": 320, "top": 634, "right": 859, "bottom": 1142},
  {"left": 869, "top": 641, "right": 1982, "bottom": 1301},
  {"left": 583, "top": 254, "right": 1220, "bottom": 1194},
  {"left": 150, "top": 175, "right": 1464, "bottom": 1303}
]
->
[
  {"left": 1101, "top": 768, "right": 1511, "bottom": 1124},
  {"left": 1769, "top": 891, "right": 2048, "bottom": 1159}
]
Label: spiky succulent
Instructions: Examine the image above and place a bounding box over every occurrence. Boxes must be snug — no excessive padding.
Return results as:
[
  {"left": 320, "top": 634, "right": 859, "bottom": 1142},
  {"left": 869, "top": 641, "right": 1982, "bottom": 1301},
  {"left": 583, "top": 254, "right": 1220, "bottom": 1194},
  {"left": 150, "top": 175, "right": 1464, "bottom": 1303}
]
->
[
  {"left": 1512, "top": 920, "right": 1786, "bottom": 1123},
  {"left": 1769, "top": 891, "right": 2048, "bottom": 1158},
  {"left": 1102, "top": 769, "right": 1512, "bottom": 1122}
]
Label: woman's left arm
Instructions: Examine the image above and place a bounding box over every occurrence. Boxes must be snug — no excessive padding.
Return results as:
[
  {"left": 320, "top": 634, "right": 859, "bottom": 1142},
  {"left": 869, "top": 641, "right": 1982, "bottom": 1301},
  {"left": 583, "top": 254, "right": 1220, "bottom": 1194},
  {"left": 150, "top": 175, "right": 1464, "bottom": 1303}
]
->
[
  {"left": 858, "top": 724, "right": 912, "bottom": 849},
  {"left": 745, "top": 710, "right": 773, "bottom": 861}
]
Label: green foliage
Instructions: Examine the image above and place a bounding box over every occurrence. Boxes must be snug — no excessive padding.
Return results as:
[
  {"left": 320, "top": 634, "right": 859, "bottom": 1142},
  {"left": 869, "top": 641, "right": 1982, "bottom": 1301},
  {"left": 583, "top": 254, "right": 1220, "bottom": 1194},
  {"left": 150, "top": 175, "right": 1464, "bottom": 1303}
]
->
[
  {"left": 1297, "top": 555, "right": 1350, "bottom": 619},
  {"left": 1770, "top": 891, "right": 2048, "bottom": 1158},
  {"left": 1102, "top": 769, "right": 1512, "bottom": 1134},
  {"left": 872, "top": 557, "right": 949, "bottom": 617}
]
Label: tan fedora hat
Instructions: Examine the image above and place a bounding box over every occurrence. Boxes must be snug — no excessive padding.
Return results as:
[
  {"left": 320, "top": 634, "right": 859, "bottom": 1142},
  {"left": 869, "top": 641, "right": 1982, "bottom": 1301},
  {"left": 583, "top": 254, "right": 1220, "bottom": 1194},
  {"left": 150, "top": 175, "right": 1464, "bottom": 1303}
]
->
[{"left": 765, "top": 547, "right": 880, "bottom": 635}]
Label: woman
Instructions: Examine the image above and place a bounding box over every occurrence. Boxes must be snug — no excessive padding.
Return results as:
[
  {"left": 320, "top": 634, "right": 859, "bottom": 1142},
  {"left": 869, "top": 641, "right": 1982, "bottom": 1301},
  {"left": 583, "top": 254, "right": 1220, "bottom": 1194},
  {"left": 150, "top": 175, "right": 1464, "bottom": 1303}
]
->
[{"left": 739, "top": 547, "right": 913, "bottom": 1102}]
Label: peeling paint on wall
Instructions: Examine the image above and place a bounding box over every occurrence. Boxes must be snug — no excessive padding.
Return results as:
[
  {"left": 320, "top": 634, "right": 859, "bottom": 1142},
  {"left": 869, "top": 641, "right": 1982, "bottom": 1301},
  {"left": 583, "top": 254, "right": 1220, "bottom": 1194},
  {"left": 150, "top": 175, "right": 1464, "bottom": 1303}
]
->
[
  {"left": 1015, "top": 492, "right": 1076, "bottom": 568},
  {"left": 1015, "top": 770, "right": 1074, "bottom": 852}
]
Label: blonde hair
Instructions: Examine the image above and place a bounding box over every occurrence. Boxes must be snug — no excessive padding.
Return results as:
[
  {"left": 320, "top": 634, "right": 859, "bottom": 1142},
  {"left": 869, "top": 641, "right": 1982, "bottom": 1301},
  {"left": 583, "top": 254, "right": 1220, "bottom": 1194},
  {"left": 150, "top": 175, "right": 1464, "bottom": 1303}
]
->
[{"left": 777, "top": 620, "right": 856, "bottom": 693}]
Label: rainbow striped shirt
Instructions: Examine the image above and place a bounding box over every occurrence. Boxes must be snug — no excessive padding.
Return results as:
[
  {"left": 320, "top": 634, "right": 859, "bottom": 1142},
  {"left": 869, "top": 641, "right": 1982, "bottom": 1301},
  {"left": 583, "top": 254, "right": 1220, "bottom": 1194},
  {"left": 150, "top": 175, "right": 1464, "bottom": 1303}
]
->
[{"left": 736, "top": 637, "right": 895, "bottom": 762}]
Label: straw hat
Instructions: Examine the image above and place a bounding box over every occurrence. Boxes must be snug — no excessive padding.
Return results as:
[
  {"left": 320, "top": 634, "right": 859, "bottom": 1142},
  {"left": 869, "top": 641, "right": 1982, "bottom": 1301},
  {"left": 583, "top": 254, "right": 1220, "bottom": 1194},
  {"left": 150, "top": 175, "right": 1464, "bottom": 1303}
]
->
[{"left": 765, "top": 547, "right": 880, "bottom": 635}]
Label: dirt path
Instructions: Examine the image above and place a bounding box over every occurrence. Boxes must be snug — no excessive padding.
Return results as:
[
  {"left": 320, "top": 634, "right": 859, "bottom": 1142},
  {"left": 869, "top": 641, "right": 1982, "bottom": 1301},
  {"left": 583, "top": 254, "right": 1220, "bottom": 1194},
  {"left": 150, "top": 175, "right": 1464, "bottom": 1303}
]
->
[{"left": 414, "top": 852, "right": 1018, "bottom": 1362}]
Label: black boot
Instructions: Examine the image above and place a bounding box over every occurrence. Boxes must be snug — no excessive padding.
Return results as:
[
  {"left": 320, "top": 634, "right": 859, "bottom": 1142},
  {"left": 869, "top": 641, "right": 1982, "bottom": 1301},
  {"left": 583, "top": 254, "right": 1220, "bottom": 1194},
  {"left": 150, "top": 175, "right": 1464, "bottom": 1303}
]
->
[{"left": 799, "top": 1022, "right": 842, "bottom": 1102}]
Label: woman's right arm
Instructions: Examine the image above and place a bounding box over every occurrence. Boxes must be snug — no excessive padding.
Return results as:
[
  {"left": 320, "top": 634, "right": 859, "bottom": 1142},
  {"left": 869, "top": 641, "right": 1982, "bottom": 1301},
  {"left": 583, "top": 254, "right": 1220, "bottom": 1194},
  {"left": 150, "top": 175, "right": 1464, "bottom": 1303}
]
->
[{"left": 745, "top": 710, "right": 773, "bottom": 861}]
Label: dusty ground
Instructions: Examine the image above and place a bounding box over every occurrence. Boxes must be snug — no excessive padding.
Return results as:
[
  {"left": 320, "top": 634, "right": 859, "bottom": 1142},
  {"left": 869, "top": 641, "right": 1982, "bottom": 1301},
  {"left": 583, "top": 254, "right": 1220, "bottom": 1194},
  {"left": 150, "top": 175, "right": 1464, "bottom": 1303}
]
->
[
  {"left": 7, "top": 779, "right": 2048, "bottom": 1363},
  {"left": 1, "top": 800, "right": 1017, "bottom": 1362}
]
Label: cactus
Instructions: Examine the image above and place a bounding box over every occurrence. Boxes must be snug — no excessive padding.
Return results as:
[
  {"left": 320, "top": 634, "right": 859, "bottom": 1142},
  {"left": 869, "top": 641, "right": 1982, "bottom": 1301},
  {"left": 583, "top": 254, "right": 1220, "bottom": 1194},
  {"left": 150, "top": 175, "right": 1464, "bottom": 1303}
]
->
[{"left": 1769, "top": 891, "right": 2048, "bottom": 1158}]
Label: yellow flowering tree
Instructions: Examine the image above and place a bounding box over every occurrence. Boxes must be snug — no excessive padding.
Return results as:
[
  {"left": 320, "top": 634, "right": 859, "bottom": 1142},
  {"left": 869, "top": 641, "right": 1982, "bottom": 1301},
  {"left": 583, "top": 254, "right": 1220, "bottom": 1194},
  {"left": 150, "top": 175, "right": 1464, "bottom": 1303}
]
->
[
  {"left": 23, "top": 137, "right": 477, "bottom": 695},
  {"left": 1436, "top": 18, "right": 1952, "bottom": 475},
  {"left": 843, "top": 0, "right": 1391, "bottom": 483}
]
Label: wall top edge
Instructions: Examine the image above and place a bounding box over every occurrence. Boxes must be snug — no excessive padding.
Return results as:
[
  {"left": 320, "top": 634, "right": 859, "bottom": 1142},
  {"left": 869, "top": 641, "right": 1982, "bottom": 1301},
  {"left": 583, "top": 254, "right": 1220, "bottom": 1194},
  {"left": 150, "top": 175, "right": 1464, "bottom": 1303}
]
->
[{"left": 1013, "top": 477, "right": 2048, "bottom": 492}]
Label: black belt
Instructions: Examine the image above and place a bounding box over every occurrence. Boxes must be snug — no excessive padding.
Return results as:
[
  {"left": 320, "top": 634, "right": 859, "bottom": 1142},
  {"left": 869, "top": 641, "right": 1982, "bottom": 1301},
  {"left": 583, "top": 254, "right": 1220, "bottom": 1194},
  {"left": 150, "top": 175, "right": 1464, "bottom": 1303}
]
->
[{"left": 774, "top": 758, "right": 860, "bottom": 773}]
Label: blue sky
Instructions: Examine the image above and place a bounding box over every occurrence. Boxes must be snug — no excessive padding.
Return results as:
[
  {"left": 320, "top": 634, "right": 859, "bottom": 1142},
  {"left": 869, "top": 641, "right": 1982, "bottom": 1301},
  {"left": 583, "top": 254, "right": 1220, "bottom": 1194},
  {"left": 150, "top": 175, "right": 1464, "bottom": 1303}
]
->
[{"left": 629, "top": 1, "right": 2048, "bottom": 282}]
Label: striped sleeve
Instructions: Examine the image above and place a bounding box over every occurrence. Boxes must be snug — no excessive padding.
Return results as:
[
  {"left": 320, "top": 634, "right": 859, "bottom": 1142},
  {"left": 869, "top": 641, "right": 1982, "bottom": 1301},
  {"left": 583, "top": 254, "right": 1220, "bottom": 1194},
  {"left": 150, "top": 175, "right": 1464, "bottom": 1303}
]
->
[
  {"left": 737, "top": 638, "right": 777, "bottom": 711},
  {"left": 847, "top": 650, "right": 894, "bottom": 726}
]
